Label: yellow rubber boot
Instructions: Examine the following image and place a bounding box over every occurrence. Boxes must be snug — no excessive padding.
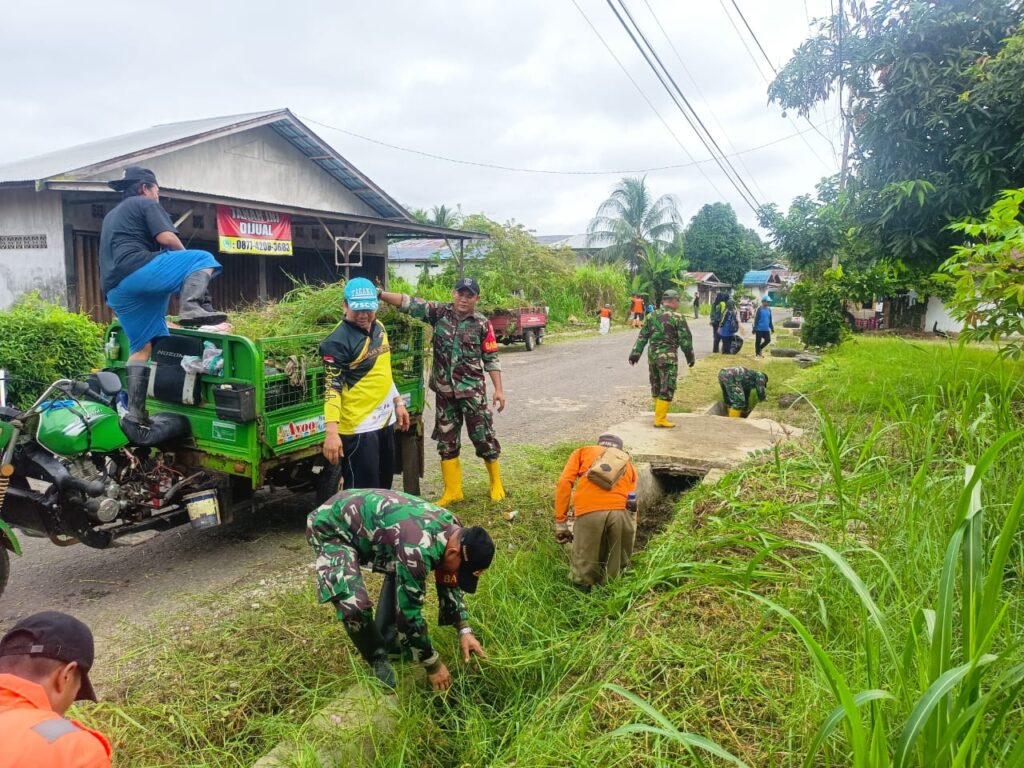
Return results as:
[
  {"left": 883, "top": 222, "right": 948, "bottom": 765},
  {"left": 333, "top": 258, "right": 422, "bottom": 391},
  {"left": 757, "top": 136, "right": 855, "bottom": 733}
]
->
[
  {"left": 654, "top": 399, "right": 676, "bottom": 428},
  {"left": 435, "top": 458, "right": 464, "bottom": 507},
  {"left": 485, "top": 459, "right": 507, "bottom": 501},
  {"left": 727, "top": 407, "right": 742, "bottom": 418}
]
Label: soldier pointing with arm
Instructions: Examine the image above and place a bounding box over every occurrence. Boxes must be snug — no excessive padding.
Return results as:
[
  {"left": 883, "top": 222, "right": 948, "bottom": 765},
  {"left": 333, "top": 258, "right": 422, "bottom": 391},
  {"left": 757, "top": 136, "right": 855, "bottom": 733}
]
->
[
  {"left": 629, "top": 289, "right": 696, "bottom": 429},
  {"left": 379, "top": 278, "right": 507, "bottom": 504}
]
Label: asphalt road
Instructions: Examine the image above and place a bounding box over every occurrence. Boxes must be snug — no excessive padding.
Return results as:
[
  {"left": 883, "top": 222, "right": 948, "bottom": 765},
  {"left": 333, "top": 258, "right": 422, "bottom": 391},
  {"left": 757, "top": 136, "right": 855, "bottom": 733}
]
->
[{"left": 0, "top": 318, "right": 717, "bottom": 644}]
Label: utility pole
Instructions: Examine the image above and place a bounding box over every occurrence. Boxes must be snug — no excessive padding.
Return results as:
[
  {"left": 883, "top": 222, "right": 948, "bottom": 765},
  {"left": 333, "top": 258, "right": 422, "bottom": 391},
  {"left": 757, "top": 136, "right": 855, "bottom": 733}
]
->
[{"left": 832, "top": 0, "right": 848, "bottom": 271}]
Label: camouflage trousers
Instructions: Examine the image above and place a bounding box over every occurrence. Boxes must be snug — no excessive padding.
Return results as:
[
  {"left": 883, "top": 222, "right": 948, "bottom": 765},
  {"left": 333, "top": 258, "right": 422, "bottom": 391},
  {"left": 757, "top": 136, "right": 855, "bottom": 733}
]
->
[
  {"left": 306, "top": 508, "right": 374, "bottom": 627},
  {"left": 719, "top": 377, "right": 749, "bottom": 410},
  {"left": 648, "top": 353, "right": 679, "bottom": 401},
  {"left": 432, "top": 391, "right": 500, "bottom": 461}
]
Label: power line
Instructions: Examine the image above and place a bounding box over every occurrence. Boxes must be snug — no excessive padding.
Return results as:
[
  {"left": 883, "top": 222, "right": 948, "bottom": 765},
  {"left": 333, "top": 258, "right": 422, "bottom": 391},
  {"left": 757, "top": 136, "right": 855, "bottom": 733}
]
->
[
  {"left": 723, "top": 0, "right": 838, "bottom": 167},
  {"left": 566, "top": 0, "right": 728, "bottom": 199},
  {"left": 638, "top": 0, "right": 768, "bottom": 202},
  {"left": 301, "top": 111, "right": 835, "bottom": 176},
  {"left": 606, "top": 0, "right": 765, "bottom": 213}
]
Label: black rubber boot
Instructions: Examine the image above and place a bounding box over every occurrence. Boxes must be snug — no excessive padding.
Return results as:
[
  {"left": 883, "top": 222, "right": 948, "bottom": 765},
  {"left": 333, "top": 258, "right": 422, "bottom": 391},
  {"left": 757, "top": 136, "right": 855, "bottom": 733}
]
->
[
  {"left": 124, "top": 364, "right": 150, "bottom": 425},
  {"left": 343, "top": 618, "right": 397, "bottom": 688},
  {"left": 178, "top": 271, "right": 227, "bottom": 327}
]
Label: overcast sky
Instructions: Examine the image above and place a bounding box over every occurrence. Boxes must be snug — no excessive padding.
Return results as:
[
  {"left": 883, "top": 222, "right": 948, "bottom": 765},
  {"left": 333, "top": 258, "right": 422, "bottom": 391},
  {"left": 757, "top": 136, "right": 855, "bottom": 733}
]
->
[{"left": 0, "top": 0, "right": 841, "bottom": 235}]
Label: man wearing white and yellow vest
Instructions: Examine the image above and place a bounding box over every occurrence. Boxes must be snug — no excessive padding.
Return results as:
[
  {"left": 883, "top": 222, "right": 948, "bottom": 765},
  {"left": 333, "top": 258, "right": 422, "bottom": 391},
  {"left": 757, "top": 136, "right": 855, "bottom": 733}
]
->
[{"left": 320, "top": 278, "right": 410, "bottom": 489}]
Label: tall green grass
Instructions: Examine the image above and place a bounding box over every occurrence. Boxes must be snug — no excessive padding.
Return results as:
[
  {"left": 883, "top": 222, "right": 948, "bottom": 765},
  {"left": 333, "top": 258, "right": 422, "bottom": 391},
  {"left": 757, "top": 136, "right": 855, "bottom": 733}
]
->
[{"left": 78, "top": 338, "right": 1024, "bottom": 766}]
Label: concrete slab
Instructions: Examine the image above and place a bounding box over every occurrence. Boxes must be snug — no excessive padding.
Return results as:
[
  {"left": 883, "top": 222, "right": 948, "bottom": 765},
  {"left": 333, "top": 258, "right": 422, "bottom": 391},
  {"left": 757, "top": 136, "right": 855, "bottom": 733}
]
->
[{"left": 609, "top": 412, "right": 802, "bottom": 477}]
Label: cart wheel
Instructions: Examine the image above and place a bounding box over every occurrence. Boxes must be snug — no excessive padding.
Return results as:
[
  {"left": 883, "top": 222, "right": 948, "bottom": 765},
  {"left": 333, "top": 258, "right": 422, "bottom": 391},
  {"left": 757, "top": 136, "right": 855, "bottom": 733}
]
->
[
  {"left": 524, "top": 330, "right": 536, "bottom": 351},
  {"left": 535, "top": 328, "right": 544, "bottom": 345},
  {"left": 0, "top": 548, "right": 9, "bottom": 601},
  {"left": 315, "top": 463, "right": 344, "bottom": 505}
]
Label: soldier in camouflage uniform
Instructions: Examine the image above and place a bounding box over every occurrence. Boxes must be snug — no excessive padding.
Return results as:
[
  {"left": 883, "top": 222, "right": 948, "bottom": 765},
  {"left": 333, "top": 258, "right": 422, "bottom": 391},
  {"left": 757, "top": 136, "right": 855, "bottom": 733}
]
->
[
  {"left": 718, "top": 366, "right": 768, "bottom": 417},
  {"left": 379, "top": 277, "right": 508, "bottom": 504},
  {"left": 629, "top": 289, "right": 696, "bottom": 428},
  {"left": 307, "top": 488, "right": 494, "bottom": 691}
]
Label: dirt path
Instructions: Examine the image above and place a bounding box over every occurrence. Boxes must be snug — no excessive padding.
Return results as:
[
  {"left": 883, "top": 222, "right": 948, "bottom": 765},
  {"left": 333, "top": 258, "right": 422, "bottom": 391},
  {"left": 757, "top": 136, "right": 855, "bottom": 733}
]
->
[{"left": 0, "top": 319, "right": 717, "bottom": 644}]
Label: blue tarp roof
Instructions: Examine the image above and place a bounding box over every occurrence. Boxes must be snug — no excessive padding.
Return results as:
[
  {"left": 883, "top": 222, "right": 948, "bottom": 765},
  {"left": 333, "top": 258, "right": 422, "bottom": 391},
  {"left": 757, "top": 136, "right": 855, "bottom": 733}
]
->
[{"left": 742, "top": 270, "right": 773, "bottom": 285}]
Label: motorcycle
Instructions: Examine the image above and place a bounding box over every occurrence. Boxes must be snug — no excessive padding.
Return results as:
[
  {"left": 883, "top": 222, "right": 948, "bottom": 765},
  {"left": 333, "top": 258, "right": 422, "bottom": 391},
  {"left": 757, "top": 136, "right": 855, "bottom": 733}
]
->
[{"left": 0, "top": 371, "right": 222, "bottom": 586}]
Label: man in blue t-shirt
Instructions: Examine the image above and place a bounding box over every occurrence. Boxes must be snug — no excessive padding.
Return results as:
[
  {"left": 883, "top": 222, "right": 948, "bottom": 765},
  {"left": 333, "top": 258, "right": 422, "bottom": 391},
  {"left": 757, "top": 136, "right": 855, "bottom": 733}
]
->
[
  {"left": 100, "top": 166, "right": 225, "bottom": 427},
  {"left": 753, "top": 296, "right": 775, "bottom": 358}
]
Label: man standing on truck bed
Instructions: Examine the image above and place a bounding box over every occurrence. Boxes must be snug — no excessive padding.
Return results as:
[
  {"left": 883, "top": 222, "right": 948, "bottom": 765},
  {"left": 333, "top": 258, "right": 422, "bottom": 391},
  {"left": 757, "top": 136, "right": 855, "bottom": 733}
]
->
[
  {"left": 307, "top": 488, "right": 493, "bottom": 691},
  {"left": 379, "top": 278, "right": 507, "bottom": 504},
  {"left": 100, "top": 166, "right": 226, "bottom": 435},
  {"left": 320, "top": 278, "right": 411, "bottom": 490},
  {"left": 628, "top": 289, "right": 696, "bottom": 429}
]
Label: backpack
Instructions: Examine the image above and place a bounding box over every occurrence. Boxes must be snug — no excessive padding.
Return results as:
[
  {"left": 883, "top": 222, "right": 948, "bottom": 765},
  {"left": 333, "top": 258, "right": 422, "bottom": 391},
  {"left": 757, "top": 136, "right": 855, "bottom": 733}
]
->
[{"left": 586, "top": 447, "right": 631, "bottom": 490}]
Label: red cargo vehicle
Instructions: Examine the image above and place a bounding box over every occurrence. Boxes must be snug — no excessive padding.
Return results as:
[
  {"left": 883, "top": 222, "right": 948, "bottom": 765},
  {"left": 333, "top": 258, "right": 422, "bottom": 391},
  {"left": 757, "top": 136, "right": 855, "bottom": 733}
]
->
[{"left": 487, "top": 306, "right": 548, "bottom": 351}]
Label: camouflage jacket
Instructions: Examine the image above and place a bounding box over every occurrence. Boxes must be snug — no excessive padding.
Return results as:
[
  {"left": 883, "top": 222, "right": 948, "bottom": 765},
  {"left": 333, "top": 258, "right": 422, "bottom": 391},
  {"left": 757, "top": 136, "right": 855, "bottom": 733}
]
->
[
  {"left": 315, "top": 489, "right": 470, "bottom": 656},
  {"left": 631, "top": 309, "right": 696, "bottom": 365},
  {"left": 402, "top": 297, "right": 500, "bottom": 399},
  {"left": 719, "top": 367, "right": 768, "bottom": 407}
]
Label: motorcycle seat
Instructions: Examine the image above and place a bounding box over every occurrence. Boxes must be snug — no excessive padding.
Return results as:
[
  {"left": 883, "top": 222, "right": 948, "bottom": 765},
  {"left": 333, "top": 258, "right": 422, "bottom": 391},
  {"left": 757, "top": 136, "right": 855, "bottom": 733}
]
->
[{"left": 120, "top": 413, "right": 192, "bottom": 448}]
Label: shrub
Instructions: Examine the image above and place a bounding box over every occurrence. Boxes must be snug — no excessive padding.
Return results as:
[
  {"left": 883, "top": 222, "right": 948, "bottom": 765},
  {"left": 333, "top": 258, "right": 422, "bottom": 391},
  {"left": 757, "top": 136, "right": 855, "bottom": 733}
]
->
[
  {"left": 0, "top": 293, "right": 104, "bottom": 408},
  {"left": 798, "top": 278, "right": 849, "bottom": 348}
]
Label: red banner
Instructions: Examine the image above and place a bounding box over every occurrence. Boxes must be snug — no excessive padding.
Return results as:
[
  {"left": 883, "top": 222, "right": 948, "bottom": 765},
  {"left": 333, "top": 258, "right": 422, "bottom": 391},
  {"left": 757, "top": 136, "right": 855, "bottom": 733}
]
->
[{"left": 216, "top": 205, "right": 293, "bottom": 255}]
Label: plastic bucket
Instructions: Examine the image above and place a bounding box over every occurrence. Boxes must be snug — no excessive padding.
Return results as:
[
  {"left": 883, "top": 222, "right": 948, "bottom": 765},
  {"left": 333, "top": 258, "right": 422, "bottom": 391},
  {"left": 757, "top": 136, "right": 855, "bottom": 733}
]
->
[{"left": 184, "top": 489, "right": 221, "bottom": 529}]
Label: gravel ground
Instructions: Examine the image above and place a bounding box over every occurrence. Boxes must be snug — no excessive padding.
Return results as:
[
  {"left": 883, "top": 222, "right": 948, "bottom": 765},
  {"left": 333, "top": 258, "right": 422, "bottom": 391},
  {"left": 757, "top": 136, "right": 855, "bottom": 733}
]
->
[{"left": 0, "top": 317, "right": 718, "bottom": 646}]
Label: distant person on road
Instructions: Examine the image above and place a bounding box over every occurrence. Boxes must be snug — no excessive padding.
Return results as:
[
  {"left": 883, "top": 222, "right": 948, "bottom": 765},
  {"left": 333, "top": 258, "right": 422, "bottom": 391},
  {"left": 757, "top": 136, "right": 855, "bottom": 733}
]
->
[
  {"left": 554, "top": 434, "right": 638, "bottom": 591},
  {"left": 753, "top": 296, "right": 775, "bottom": 358},
  {"left": 307, "top": 488, "right": 493, "bottom": 691},
  {"left": 628, "top": 290, "right": 696, "bottom": 429},
  {"left": 379, "top": 277, "right": 507, "bottom": 504},
  {"left": 719, "top": 367, "right": 768, "bottom": 417},
  {"left": 645, "top": 302, "right": 654, "bottom": 316},
  {"left": 719, "top": 299, "right": 740, "bottom": 355},
  {"left": 598, "top": 304, "right": 613, "bottom": 335},
  {"left": 0, "top": 611, "right": 112, "bottom": 768},
  {"left": 629, "top": 294, "right": 645, "bottom": 328},
  {"left": 739, "top": 296, "right": 753, "bottom": 324},
  {"left": 692, "top": 292, "right": 700, "bottom": 319},
  {"left": 319, "top": 278, "right": 411, "bottom": 491},
  {"left": 100, "top": 166, "right": 225, "bottom": 436},
  {"left": 709, "top": 292, "right": 729, "bottom": 353}
]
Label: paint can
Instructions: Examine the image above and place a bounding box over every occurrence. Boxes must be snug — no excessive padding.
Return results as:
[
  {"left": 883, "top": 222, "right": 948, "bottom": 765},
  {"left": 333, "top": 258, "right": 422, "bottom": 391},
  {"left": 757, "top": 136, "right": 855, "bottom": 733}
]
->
[{"left": 184, "top": 489, "right": 221, "bottom": 529}]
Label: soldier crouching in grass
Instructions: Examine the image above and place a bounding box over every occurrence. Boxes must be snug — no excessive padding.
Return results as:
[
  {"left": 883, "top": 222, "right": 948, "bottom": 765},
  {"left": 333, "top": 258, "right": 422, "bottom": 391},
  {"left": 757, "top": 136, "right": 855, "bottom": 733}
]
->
[
  {"left": 307, "top": 488, "right": 493, "bottom": 691},
  {"left": 628, "top": 289, "right": 696, "bottom": 428},
  {"left": 379, "top": 277, "right": 507, "bottom": 505},
  {"left": 718, "top": 366, "right": 768, "bottom": 418}
]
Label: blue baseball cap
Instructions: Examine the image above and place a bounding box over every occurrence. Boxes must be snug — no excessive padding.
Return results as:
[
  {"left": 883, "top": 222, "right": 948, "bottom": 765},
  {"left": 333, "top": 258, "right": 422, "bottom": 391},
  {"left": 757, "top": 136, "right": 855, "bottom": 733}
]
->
[{"left": 344, "top": 277, "right": 379, "bottom": 311}]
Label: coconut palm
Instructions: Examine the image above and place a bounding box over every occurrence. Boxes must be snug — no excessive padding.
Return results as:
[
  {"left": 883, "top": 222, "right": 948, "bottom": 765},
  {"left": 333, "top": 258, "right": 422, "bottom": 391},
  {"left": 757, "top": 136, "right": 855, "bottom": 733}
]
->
[{"left": 586, "top": 176, "right": 682, "bottom": 269}]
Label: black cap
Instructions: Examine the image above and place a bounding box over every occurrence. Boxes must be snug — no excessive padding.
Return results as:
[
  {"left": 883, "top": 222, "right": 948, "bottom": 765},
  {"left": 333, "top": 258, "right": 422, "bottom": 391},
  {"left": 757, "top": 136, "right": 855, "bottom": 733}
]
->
[
  {"left": 0, "top": 611, "right": 96, "bottom": 701},
  {"left": 454, "top": 277, "right": 480, "bottom": 296},
  {"left": 597, "top": 433, "right": 624, "bottom": 449},
  {"left": 457, "top": 526, "right": 494, "bottom": 593},
  {"left": 107, "top": 165, "right": 158, "bottom": 191}
]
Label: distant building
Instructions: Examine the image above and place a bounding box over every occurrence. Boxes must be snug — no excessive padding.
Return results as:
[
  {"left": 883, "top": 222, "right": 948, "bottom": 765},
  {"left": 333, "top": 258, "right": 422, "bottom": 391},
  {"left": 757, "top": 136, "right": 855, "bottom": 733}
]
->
[
  {"left": 534, "top": 234, "right": 597, "bottom": 261},
  {"left": 683, "top": 272, "right": 731, "bottom": 305},
  {"left": 741, "top": 270, "right": 786, "bottom": 299}
]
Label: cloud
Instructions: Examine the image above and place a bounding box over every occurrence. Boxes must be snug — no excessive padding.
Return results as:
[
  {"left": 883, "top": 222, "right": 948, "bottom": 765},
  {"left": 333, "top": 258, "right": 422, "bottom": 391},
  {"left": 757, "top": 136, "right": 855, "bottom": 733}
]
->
[{"left": 0, "top": 0, "right": 840, "bottom": 233}]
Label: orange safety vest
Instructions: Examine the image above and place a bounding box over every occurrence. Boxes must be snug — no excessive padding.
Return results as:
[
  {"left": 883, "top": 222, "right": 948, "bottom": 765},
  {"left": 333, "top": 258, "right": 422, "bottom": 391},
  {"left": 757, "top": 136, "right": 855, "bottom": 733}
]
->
[
  {"left": 554, "top": 445, "right": 638, "bottom": 523},
  {"left": 630, "top": 298, "right": 644, "bottom": 314},
  {"left": 600, "top": 307, "right": 613, "bottom": 319},
  {"left": 0, "top": 674, "right": 112, "bottom": 768}
]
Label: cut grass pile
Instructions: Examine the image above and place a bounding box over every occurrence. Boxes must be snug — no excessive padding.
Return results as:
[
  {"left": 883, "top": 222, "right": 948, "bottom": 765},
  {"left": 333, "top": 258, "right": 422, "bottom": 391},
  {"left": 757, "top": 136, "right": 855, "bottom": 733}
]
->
[{"left": 76, "top": 337, "right": 1023, "bottom": 766}]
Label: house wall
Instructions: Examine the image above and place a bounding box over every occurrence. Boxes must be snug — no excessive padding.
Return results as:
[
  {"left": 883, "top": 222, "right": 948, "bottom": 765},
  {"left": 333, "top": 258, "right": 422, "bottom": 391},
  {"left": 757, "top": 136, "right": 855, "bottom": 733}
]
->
[
  {"left": 391, "top": 260, "right": 443, "bottom": 286},
  {"left": 0, "top": 187, "right": 67, "bottom": 309},
  {"left": 80, "top": 125, "right": 383, "bottom": 219},
  {"left": 925, "top": 296, "right": 960, "bottom": 334}
]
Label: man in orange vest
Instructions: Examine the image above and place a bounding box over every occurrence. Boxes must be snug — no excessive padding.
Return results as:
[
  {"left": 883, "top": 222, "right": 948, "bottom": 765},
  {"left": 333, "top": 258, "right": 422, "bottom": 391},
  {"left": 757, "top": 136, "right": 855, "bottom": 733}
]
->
[
  {"left": 0, "top": 611, "right": 112, "bottom": 768},
  {"left": 629, "top": 294, "right": 645, "bottom": 328},
  {"left": 554, "top": 433, "right": 639, "bottom": 591}
]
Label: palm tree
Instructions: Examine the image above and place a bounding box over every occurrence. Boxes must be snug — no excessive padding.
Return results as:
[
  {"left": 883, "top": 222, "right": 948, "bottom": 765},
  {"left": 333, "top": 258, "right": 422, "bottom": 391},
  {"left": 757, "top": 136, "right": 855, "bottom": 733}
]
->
[
  {"left": 429, "top": 204, "right": 461, "bottom": 228},
  {"left": 586, "top": 176, "right": 682, "bottom": 269}
]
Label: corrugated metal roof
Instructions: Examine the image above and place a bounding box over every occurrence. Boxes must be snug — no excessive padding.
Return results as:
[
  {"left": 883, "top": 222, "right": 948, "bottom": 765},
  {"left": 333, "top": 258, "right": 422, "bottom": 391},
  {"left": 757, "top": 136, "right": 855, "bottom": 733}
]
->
[
  {"left": 389, "top": 238, "right": 490, "bottom": 262},
  {"left": 741, "top": 268, "right": 770, "bottom": 284},
  {"left": 0, "top": 109, "right": 409, "bottom": 220},
  {"left": 534, "top": 234, "right": 591, "bottom": 249}
]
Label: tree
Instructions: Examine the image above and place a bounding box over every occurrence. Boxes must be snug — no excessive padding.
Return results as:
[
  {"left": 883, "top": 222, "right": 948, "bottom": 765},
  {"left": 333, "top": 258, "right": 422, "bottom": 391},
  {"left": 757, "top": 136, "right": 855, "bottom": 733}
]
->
[
  {"left": 682, "top": 202, "right": 768, "bottom": 285},
  {"left": 769, "top": 1, "right": 1024, "bottom": 274},
  {"left": 408, "top": 204, "right": 462, "bottom": 228},
  {"left": 941, "top": 187, "right": 1024, "bottom": 356},
  {"left": 586, "top": 176, "right": 682, "bottom": 270},
  {"left": 628, "top": 245, "right": 688, "bottom": 305}
]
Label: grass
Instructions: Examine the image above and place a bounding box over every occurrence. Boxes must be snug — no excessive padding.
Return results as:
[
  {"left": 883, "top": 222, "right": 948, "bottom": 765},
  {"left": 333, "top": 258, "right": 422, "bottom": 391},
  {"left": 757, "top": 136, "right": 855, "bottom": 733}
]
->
[{"left": 75, "top": 337, "right": 1024, "bottom": 767}]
